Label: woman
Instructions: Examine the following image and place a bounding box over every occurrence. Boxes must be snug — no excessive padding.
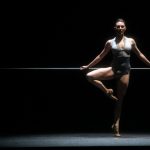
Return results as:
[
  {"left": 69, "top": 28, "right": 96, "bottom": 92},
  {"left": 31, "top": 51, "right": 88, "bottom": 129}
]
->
[{"left": 80, "top": 18, "right": 150, "bottom": 137}]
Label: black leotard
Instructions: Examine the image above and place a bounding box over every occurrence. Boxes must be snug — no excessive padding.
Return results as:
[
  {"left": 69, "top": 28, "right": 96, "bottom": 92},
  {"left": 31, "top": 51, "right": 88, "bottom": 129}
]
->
[{"left": 109, "top": 36, "right": 132, "bottom": 75}]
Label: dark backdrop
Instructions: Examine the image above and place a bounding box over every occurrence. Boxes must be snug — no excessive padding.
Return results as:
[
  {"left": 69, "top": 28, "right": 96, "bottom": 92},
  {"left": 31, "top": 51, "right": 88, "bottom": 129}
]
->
[{"left": 0, "top": 1, "right": 150, "bottom": 135}]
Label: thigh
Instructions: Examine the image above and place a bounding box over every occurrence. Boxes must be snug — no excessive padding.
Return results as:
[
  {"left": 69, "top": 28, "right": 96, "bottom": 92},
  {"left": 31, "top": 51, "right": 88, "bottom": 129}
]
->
[
  {"left": 116, "top": 74, "right": 130, "bottom": 99},
  {"left": 117, "top": 74, "right": 130, "bottom": 91},
  {"left": 87, "top": 67, "right": 115, "bottom": 80}
]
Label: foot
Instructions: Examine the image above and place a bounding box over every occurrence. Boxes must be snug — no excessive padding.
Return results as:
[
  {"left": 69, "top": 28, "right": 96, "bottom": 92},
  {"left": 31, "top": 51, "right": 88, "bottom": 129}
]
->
[
  {"left": 111, "top": 124, "right": 121, "bottom": 137},
  {"left": 106, "top": 89, "right": 118, "bottom": 101}
]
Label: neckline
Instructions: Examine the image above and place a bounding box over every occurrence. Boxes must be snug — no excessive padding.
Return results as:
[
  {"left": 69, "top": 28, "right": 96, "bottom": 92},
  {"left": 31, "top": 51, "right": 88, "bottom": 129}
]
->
[{"left": 115, "top": 36, "right": 126, "bottom": 50}]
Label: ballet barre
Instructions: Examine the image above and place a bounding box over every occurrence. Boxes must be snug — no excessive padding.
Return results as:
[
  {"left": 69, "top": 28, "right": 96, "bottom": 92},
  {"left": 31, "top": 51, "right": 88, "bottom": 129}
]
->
[{"left": 0, "top": 67, "right": 149, "bottom": 70}]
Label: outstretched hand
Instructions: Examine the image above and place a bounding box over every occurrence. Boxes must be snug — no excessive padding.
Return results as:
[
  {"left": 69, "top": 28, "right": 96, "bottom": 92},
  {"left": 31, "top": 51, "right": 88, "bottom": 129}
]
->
[
  {"left": 80, "top": 65, "right": 89, "bottom": 74},
  {"left": 80, "top": 65, "right": 89, "bottom": 70}
]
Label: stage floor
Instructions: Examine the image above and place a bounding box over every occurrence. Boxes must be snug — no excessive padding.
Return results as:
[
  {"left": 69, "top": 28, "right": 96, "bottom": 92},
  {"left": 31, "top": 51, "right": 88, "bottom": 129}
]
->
[{"left": 0, "top": 133, "right": 150, "bottom": 147}]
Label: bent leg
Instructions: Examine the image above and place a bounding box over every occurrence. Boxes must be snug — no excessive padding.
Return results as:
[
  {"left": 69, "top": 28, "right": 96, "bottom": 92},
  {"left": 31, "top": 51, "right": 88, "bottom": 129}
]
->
[
  {"left": 86, "top": 67, "right": 118, "bottom": 101},
  {"left": 112, "top": 73, "right": 130, "bottom": 136}
]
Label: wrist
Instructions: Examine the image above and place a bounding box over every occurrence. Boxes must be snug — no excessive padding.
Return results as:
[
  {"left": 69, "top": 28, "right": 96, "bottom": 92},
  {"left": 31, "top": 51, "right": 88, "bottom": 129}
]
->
[{"left": 87, "top": 65, "right": 91, "bottom": 68}]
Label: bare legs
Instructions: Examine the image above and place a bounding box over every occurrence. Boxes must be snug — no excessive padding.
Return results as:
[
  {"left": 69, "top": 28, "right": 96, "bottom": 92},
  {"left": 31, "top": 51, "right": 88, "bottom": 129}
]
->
[
  {"left": 112, "top": 74, "right": 130, "bottom": 137},
  {"left": 85, "top": 68, "right": 130, "bottom": 137},
  {"left": 86, "top": 67, "right": 118, "bottom": 101}
]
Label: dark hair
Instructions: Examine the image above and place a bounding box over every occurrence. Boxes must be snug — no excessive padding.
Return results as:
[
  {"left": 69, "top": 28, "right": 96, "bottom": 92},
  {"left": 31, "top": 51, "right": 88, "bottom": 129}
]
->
[{"left": 115, "top": 18, "right": 126, "bottom": 25}]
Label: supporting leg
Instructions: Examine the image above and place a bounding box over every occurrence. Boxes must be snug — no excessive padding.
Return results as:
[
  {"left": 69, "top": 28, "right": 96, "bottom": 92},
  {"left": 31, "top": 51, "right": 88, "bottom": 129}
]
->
[{"left": 112, "top": 74, "right": 130, "bottom": 137}]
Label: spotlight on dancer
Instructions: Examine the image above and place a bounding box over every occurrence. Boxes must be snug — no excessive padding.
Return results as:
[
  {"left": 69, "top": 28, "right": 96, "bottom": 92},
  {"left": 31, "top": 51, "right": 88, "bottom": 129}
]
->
[{"left": 80, "top": 18, "right": 150, "bottom": 137}]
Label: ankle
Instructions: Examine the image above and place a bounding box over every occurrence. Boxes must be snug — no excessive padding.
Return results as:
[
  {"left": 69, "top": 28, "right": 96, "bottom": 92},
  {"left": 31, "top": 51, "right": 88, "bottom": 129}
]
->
[
  {"left": 112, "top": 124, "right": 120, "bottom": 136},
  {"left": 106, "top": 88, "right": 113, "bottom": 94}
]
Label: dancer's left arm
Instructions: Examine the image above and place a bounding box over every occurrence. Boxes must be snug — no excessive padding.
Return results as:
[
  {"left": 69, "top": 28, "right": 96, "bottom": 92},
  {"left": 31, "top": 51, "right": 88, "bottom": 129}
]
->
[{"left": 131, "top": 38, "right": 150, "bottom": 66}]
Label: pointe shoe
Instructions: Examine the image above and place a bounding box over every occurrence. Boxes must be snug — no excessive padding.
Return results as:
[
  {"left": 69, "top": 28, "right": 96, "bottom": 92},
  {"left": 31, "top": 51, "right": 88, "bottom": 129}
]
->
[
  {"left": 111, "top": 124, "right": 121, "bottom": 137},
  {"left": 106, "top": 89, "right": 118, "bottom": 101}
]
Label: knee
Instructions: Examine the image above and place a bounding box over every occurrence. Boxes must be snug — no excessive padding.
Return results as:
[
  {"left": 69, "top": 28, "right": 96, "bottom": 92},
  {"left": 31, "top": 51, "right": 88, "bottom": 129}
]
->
[{"left": 86, "top": 73, "right": 94, "bottom": 82}]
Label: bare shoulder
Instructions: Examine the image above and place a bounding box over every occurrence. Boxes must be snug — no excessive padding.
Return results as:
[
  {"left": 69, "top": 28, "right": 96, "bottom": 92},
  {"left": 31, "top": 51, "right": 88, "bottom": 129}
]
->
[
  {"left": 104, "top": 39, "right": 112, "bottom": 49},
  {"left": 125, "top": 37, "right": 137, "bottom": 48},
  {"left": 126, "top": 37, "right": 136, "bottom": 44},
  {"left": 105, "top": 38, "right": 114, "bottom": 47}
]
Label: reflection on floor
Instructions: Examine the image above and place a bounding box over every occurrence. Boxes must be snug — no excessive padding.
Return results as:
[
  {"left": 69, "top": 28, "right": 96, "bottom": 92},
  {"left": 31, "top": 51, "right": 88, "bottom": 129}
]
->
[{"left": 0, "top": 133, "right": 150, "bottom": 147}]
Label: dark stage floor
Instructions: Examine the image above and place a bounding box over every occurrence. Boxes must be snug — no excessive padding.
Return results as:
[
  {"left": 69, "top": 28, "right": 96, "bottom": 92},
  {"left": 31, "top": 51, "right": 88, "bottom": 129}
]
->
[{"left": 0, "top": 133, "right": 150, "bottom": 147}]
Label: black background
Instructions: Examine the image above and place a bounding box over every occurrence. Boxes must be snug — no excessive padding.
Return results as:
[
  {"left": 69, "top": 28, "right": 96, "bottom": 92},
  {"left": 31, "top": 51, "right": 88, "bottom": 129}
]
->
[{"left": 0, "top": 1, "right": 150, "bottom": 135}]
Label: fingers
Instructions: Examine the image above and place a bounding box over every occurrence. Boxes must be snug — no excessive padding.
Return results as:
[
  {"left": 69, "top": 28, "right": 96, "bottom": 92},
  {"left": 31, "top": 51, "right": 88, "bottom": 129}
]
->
[
  {"left": 80, "top": 66, "right": 84, "bottom": 70},
  {"left": 80, "top": 66, "right": 88, "bottom": 70}
]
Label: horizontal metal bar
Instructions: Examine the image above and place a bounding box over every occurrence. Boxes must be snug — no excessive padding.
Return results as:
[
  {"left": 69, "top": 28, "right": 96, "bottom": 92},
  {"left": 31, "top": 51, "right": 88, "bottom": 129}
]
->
[{"left": 0, "top": 68, "right": 150, "bottom": 70}]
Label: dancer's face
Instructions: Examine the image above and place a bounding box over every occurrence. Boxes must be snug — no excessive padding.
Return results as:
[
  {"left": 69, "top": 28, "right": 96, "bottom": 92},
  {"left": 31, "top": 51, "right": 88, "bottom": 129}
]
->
[{"left": 114, "top": 21, "right": 126, "bottom": 35}]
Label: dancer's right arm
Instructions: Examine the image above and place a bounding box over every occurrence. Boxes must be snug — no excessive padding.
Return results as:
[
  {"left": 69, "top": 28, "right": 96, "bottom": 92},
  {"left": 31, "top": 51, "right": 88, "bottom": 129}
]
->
[{"left": 80, "top": 40, "right": 111, "bottom": 70}]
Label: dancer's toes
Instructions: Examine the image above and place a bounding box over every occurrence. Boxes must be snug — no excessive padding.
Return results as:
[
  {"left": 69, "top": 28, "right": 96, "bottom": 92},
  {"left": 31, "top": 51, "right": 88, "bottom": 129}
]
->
[
  {"left": 109, "top": 94, "right": 118, "bottom": 101},
  {"left": 111, "top": 124, "right": 121, "bottom": 137},
  {"left": 115, "top": 133, "right": 121, "bottom": 137}
]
